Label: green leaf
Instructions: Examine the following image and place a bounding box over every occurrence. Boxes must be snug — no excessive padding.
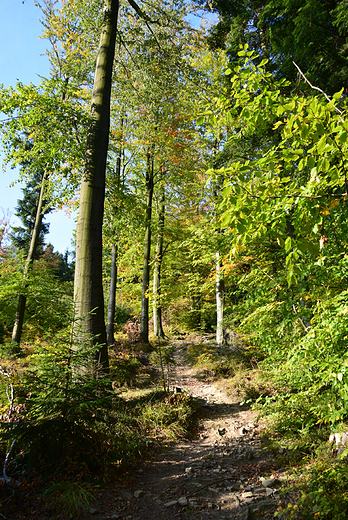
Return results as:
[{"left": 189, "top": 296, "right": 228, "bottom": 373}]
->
[
  {"left": 287, "top": 272, "right": 297, "bottom": 286},
  {"left": 318, "top": 158, "right": 330, "bottom": 172},
  {"left": 333, "top": 88, "right": 344, "bottom": 101},
  {"left": 237, "top": 222, "right": 246, "bottom": 234},
  {"left": 317, "top": 136, "right": 327, "bottom": 153},
  {"left": 222, "top": 186, "right": 231, "bottom": 198},
  {"left": 285, "top": 236, "right": 292, "bottom": 253},
  {"left": 298, "top": 157, "right": 306, "bottom": 171},
  {"left": 308, "top": 156, "right": 316, "bottom": 169},
  {"left": 339, "top": 131, "right": 347, "bottom": 144},
  {"left": 259, "top": 58, "right": 268, "bottom": 67}
]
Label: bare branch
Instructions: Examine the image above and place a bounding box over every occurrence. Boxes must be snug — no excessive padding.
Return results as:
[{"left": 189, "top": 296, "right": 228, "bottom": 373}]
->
[
  {"left": 127, "top": 0, "right": 159, "bottom": 24},
  {"left": 293, "top": 61, "right": 344, "bottom": 119}
]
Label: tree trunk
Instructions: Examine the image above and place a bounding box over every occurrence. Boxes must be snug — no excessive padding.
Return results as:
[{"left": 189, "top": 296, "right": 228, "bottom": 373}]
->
[
  {"left": 140, "top": 150, "right": 154, "bottom": 344},
  {"left": 106, "top": 243, "right": 118, "bottom": 346},
  {"left": 73, "top": 0, "right": 119, "bottom": 372},
  {"left": 106, "top": 118, "right": 123, "bottom": 347},
  {"left": 153, "top": 186, "right": 165, "bottom": 339},
  {"left": 215, "top": 250, "right": 225, "bottom": 345},
  {"left": 11, "top": 170, "right": 48, "bottom": 347}
]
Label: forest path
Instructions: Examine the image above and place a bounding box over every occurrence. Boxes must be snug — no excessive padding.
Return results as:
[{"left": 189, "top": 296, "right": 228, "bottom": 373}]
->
[{"left": 86, "top": 338, "right": 286, "bottom": 520}]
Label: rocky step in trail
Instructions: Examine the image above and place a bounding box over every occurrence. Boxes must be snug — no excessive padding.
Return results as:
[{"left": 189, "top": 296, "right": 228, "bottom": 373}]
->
[{"left": 85, "top": 340, "right": 288, "bottom": 520}]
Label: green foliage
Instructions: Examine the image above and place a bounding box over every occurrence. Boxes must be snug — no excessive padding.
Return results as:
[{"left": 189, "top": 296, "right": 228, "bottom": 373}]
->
[
  {"left": 298, "top": 459, "right": 348, "bottom": 519},
  {"left": 7, "top": 336, "right": 114, "bottom": 477},
  {"left": 203, "top": 48, "right": 348, "bottom": 287},
  {"left": 186, "top": 341, "right": 250, "bottom": 378},
  {"left": 109, "top": 350, "right": 141, "bottom": 388},
  {"left": 0, "top": 254, "right": 73, "bottom": 340},
  {"left": 0, "top": 328, "right": 196, "bottom": 482},
  {"left": 0, "top": 77, "right": 88, "bottom": 206},
  {"left": 43, "top": 481, "right": 96, "bottom": 518},
  {"left": 200, "top": 0, "right": 348, "bottom": 95},
  {"left": 114, "top": 304, "right": 133, "bottom": 329},
  {"left": 139, "top": 392, "right": 194, "bottom": 440}
]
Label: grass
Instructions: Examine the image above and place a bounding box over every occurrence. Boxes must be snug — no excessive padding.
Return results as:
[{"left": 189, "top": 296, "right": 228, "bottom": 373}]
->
[{"left": 43, "top": 481, "right": 96, "bottom": 518}]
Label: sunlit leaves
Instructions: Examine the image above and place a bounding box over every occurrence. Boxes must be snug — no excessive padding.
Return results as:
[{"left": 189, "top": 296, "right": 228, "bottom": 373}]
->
[
  {"left": 202, "top": 48, "right": 348, "bottom": 286},
  {"left": 0, "top": 77, "right": 88, "bottom": 206}
]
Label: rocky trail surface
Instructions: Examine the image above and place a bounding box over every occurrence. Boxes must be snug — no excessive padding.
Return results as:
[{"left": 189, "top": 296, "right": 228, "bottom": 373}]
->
[{"left": 84, "top": 339, "right": 289, "bottom": 520}]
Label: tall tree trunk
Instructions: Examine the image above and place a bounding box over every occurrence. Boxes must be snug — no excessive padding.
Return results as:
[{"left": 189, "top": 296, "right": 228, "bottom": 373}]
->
[
  {"left": 11, "top": 170, "right": 49, "bottom": 348},
  {"left": 140, "top": 150, "right": 154, "bottom": 343},
  {"left": 106, "top": 243, "right": 118, "bottom": 346},
  {"left": 215, "top": 250, "right": 225, "bottom": 345},
  {"left": 106, "top": 118, "right": 123, "bottom": 347},
  {"left": 73, "top": 0, "right": 119, "bottom": 372},
  {"left": 212, "top": 167, "right": 225, "bottom": 346},
  {"left": 153, "top": 186, "right": 165, "bottom": 339}
]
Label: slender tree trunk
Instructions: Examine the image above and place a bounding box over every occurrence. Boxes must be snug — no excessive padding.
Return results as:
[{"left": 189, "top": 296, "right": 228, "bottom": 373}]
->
[
  {"left": 257, "top": 7, "right": 268, "bottom": 59},
  {"left": 106, "top": 243, "right": 118, "bottom": 346},
  {"left": 73, "top": 0, "right": 119, "bottom": 372},
  {"left": 212, "top": 167, "right": 225, "bottom": 346},
  {"left": 153, "top": 186, "right": 165, "bottom": 339},
  {"left": 140, "top": 150, "right": 154, "bottom": 343},
  {"left": 215, "top": 250, "right": 225, "bottom": 345},
  {"left": 106, "top": 118, "right": 123, "bottom": 347},
  {"left": 11, "top": 170, "right": 49, "bottom": 347}
]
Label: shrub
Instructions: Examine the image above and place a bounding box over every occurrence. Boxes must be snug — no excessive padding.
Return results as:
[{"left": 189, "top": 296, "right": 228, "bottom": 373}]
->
[{"left": 297, "top": 459, "right": 348, "bottom": 519}]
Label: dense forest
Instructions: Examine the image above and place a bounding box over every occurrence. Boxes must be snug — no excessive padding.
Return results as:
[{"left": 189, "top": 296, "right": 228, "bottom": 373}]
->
[{"left": 1, "top": 0, "right": 348, "bottom": 518}]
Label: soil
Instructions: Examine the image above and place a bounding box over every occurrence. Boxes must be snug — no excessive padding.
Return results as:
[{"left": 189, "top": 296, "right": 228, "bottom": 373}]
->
[{"left": 80, "top": 338, "right": 288, "bottom": 520}]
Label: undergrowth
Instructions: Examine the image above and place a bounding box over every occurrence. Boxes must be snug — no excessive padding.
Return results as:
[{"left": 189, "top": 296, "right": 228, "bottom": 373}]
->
[{"left": 0, "top": 332, "right": 196, "bottom": 519}]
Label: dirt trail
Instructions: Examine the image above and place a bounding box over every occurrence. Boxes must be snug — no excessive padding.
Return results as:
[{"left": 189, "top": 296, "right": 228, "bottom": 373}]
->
[{"left": 85, "top": 339, "right": 286, "bottom": 520}]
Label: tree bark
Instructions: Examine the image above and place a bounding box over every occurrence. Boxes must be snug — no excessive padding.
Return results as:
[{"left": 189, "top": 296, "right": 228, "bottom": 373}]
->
[
  {"left": 215, "top": 250, "right": 225, "bottom": 345},
  {"left": 106, "top": 243, "right": 118, "bottom": 346},
  {"left": 73, "top": 0, "right": 119, "bottom": 372},
  {"left": 153, "top": 185, "right": 165, "bottom": 339},
  {"left": 140, "top": 149, "right": 154, "bottom": 344},
  {"left": 106, "top": 118, "right": 123, "bottom": 347},
  {"left": 11, "top": 170, "right": 49, "bottom": 347}
]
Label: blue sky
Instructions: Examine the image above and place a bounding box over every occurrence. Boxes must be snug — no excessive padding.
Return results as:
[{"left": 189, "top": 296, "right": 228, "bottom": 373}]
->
[{"left": 0, "top": 0, "right": 76, "bottom": 253}]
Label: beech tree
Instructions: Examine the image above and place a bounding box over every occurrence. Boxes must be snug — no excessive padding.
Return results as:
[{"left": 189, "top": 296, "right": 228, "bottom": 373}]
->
[
  {"left": 153, "top": 175, "right": 166, "bottom": 338},
  {"left": 73, "top": 0, "right": 195, "bottom": 359},
  {"left": 73, "top": 0, "right": 119, "bottom": 371}
]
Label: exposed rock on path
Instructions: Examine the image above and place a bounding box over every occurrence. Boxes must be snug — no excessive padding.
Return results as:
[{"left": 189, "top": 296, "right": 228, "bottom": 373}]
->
[{"left": 84, "top": 340, "right": 285, "bottom": 520}]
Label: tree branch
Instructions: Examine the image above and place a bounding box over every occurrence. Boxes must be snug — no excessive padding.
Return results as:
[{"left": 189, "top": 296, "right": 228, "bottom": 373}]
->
[
  {"left": 127, "top": 0, "right": 159, "bottom": 24},
  {"left": 292, "top": 61, "right": 344, "bottom": 119}
]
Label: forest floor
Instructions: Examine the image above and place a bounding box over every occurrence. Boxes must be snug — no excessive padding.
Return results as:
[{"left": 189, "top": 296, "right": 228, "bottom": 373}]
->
[{"left": 77, "top": 336, "right": 295, "bottom": 520}]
